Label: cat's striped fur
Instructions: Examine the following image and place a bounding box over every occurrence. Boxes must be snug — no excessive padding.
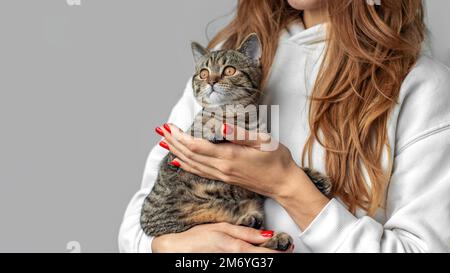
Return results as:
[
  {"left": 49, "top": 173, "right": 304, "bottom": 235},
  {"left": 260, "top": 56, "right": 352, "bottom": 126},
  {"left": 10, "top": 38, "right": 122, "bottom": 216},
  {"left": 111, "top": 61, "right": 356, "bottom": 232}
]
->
[{"left": 140, "top": 34, "right": 331, "bottom": 251}]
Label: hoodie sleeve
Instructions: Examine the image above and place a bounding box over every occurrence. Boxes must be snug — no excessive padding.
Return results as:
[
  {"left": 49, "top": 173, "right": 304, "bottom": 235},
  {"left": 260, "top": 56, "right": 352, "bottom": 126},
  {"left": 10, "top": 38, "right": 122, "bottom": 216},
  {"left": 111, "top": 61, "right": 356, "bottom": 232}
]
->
[
  {"left": 298, "top": 128, "right": 450, "bottom": 252},
  {"left": 118, "top": 78, "right": 200, "bottom": 252},
  {"left": 297, "top": 57, "right": 450, "bottom": 253}
]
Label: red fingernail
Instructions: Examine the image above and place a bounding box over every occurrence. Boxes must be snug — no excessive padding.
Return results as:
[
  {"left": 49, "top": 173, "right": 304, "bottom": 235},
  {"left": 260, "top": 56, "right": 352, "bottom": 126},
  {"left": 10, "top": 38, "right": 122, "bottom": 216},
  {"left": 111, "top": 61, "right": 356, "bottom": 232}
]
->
[
  {"left": 159, "top": 141, "right": 169, "bottom": 150},
  {"left": 163, "top": 123, "right": 172, "bottom": 134},
  {"left": 260, "top": 230, "right": 274, "bottom": 238},
  {"left": 155, "top": 127, "right": 164, "bottom": 137},
  {"left": 223, "top": 123, "right": 233, "bottom": 135},
  {"left": 170, "top": 160, "right": 180, "bottom": 167}
]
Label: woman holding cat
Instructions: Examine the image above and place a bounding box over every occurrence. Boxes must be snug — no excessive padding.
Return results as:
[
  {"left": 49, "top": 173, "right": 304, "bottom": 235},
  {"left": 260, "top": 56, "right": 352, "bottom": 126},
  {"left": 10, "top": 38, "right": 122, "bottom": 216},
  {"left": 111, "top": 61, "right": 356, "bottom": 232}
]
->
[{"left": 120, "top": 0, "right": 450, "bottom": 252}]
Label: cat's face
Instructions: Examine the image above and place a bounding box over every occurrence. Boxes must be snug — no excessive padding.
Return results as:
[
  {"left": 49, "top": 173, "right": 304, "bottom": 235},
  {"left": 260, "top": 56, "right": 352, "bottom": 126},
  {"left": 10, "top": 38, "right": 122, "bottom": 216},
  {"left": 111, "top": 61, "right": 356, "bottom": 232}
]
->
[{"left": 191, "top": 34, "right": 262, "bottom": 107}]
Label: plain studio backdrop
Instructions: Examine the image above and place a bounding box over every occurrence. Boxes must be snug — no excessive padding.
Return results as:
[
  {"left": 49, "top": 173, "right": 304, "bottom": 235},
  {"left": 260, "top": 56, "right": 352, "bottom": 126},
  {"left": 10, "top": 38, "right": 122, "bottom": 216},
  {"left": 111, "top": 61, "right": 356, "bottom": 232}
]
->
[{"left": 0, "top": 0, "right": 449, "bottom": 252}]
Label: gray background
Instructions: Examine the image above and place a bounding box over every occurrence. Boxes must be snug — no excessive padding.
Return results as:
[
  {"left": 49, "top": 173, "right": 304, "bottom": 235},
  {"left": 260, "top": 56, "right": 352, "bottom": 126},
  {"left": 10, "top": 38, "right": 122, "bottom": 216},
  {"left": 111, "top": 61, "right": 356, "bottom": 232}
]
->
[{"left": 0, "top": 0, "right": 448, "bottom": 252}]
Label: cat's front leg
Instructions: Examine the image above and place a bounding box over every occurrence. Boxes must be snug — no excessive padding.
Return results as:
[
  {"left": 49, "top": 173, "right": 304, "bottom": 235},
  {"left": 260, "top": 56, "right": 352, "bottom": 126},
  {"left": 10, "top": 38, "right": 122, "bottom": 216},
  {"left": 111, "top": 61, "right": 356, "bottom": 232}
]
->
[
  {"left": 203, "top": 126, "right": 224, "bottom": 143},
  {"left": 202, "top": 116, "right": 226, "bottom": 143},
  {"left": 302, "top": 167, "right": 332, "bottom": 196},
  {"left": 236, "top": 211, "right": 264, "bottom": 229}
]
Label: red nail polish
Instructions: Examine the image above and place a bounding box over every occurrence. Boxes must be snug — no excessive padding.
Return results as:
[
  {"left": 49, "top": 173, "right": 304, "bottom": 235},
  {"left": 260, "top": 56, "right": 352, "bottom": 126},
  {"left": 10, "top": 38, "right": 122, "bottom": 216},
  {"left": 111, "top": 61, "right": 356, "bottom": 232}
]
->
[
  {"left": 260, "top": 230, "right": 274, "bottom": 238},
  {"left": 222, "top": 123, "right": 233, "bottom": 135},
  {"left": 170, "top": 160, "right": 180, "bottom": 167},
  {"left": 163, "top": 123, "right": 172, "bottom": 134},
  {"left": 155, "top": 127, "right": 164, "bottom": 137},
  {"left": 159, "top": 141, "right": 169, "bottom": 150}
]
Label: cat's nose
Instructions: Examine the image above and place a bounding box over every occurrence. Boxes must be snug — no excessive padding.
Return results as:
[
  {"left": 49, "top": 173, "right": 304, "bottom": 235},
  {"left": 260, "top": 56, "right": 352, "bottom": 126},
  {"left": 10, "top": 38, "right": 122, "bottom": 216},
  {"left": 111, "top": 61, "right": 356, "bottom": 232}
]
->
[{"left": 208, "top": 75, "right": 220, "bottom": 86}]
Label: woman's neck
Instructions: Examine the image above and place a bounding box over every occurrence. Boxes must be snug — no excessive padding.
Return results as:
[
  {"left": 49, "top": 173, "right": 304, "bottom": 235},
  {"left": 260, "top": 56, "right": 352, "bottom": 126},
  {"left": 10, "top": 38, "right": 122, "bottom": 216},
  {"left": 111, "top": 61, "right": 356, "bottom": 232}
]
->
[{"left": 303, "top": 6, "right": 327, "bottom": 29}]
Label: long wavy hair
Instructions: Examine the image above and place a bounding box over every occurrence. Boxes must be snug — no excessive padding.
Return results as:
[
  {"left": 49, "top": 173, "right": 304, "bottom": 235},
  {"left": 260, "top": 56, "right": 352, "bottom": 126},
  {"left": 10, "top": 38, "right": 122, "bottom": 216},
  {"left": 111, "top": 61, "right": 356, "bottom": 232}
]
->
[{"left": 208, "top": 0, "right": 425, "bottom": 215}]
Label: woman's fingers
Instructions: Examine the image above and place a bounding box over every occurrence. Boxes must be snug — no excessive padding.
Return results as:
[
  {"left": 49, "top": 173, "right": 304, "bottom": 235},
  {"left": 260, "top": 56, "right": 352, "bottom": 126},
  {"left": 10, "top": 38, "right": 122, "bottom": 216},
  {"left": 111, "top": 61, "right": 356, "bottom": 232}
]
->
[
  {"left": 226, "top": 239, "right": 286, "bottom": 253},
  {"left": 172, "top": 157, "right": 228, "bottom": 182},
  {"left": 160, "top": 125, "right": 224, "bottom": 166},
  {"left": 165, "top": 123, "right": 242, "bottom": 160},
  {"left": 244, "top": 244, "right": 294, "bottom": 253},
  {"left": 222, "top": 123, "right": 271, "bottom": 149},
  {"left": 166, "top": 124, "right": 222, "bottom": 156},
  {"left": 160, "top": 124, "right": 243, "bottom": 176},
  {"left": 168, "top": 141, "right": 225, "bottom": 175},
  {"left": 158, "top": 124, "right": 235, "bottom": 180},
  {"left": 213, "top": 223, "right": 291, "bottom": 253},
  {"left": 213, "top": 223, "right": 270, "bottom": 245}
]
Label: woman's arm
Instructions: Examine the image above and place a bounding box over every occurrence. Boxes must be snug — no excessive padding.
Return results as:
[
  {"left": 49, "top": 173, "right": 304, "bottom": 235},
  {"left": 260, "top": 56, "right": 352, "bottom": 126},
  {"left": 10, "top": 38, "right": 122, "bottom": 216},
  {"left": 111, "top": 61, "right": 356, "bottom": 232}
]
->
[
  {"left": 118, "top": 78, "right": 201, "bottom": 252},
  {"left": 294, "top": 128, "right": 450, "bottom": 252},
  {"left": 161, "top": 121, "right": 450, "bottom": 253}
]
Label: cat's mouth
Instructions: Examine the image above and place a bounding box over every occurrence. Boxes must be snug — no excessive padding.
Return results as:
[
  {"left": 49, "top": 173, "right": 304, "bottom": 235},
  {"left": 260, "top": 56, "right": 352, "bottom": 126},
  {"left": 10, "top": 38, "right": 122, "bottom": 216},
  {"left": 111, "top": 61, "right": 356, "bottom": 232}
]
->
[
  {"left": 204, "top": 86, "right": 226, "bottom": 96},
  {"left": 207, "top": 90, "right": 224, "bottom": 102},
  {"left": 203, "top": 86, "right": 228, "bottom": 104},
  {"left": 210, "top": 85, "right": 226, "bottom": 94}
]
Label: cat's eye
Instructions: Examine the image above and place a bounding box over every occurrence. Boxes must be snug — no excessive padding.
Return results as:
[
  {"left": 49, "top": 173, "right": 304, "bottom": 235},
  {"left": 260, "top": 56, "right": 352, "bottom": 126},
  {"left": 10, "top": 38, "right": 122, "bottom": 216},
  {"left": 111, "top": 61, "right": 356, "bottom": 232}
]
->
[
  {"left": 199, "top": 69, "right": 209, "bottom": 79},
  {"left": 223, "top": 66, "right": 236, "bottom": 76}
]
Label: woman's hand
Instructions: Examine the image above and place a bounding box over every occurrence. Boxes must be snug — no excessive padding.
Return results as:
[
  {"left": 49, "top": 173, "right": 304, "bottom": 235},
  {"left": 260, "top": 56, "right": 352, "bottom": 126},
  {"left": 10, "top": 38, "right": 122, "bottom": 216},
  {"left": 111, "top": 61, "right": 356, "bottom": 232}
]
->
[
  {"left": 158, "top": 123, "right": 301, "bottom": 199},
  {"left": 151, "top": 223, "right": 292, "bottom": 253},
  {"left": 157, "top": 123, "right": 330, "bottom": 229}
]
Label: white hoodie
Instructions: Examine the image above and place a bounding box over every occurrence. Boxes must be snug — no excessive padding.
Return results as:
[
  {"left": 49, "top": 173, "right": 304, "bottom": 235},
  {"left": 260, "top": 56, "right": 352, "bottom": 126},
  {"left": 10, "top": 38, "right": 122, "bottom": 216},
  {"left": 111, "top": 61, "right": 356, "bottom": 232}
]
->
[{"left": 118, "top": 23, "right": 450, "bottom": 253}]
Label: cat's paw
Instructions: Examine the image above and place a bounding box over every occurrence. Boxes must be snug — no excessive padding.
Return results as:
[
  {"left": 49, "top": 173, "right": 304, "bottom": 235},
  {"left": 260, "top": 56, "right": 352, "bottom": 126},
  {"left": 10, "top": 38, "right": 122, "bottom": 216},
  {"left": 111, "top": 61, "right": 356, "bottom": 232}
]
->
[
  {"left": 237, "top": 212, "right": 264, "bottom": 229},
  {"left": 302, "top": 167, "right": 332, "bottom": 196},
  {"left": 209, "top": 137, "right": 226, "bottom": 144},
  {"left": 260, "top": 232, "right": 293, "bottom": 251}
]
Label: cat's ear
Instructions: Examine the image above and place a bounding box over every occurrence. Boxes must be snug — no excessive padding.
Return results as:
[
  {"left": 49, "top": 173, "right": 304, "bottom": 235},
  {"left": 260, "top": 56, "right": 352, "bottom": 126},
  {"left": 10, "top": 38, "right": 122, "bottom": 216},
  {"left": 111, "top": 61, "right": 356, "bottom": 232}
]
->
[
  {"left": 237, "top": 33, "right": 262, "bottom": 62},
  {"left": 191, "top": 42, "right": 209, "bottom": 63}
]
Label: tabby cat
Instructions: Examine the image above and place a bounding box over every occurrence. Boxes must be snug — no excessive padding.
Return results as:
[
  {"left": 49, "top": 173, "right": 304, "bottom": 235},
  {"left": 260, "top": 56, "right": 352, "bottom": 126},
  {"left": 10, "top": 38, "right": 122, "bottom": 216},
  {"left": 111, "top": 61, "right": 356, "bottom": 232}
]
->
[{"left": 140, "top": 34, "right": 332, "bottom": 251}]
